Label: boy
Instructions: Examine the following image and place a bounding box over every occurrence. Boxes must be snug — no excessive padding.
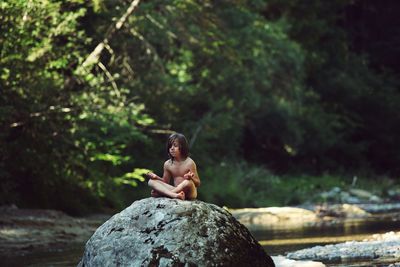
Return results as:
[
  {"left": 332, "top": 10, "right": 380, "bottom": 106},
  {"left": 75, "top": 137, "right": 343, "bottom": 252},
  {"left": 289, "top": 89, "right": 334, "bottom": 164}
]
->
[{"left": 146, "top": 133, "right": 200, "bottom": 200}]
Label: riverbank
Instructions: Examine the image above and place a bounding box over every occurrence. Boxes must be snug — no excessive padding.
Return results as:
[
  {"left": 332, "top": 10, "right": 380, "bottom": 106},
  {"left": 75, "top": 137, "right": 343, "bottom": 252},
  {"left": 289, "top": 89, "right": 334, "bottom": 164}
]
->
[
  {"left": 0, "top": 205, "right": 110, "bottom": 259},
  {"left": 230, "top": 202, "right": 400, "bottom": 266},
  {"left": 1, "top": 202, "right": 399, "bottom": 266},
  {"left": 230, "top": 202, "right": 400, "bottom": 230}
]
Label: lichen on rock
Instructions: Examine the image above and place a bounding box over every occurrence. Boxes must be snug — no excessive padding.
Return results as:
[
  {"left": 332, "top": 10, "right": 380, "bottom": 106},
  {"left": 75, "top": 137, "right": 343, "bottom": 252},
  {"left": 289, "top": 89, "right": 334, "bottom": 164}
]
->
[{"left": 78, "top": 198, "right": 274, "bottom": 267}]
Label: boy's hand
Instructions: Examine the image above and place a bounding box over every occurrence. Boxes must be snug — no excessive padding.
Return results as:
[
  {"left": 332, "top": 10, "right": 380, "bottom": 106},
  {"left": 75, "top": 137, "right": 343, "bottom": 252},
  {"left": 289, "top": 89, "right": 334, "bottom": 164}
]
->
[
  {"left": 146, "top": 172, "right": 158, "bottom": 180},
  {"left": 184, "top": 171, "right": 194, "bottom": 180}
]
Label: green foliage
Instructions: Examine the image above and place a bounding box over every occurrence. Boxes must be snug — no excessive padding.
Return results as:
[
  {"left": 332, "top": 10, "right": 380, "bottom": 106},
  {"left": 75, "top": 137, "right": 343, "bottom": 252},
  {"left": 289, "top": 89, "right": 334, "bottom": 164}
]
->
[
  {"left": 113, "top": 168, "right": 148, "bottom": 186},
  {"left": 0, "top": 0, "right": 154, "bottom": 212},
  {"left": 199, "top": 162, "right": 353, "bottom": 207},
  {"left": 199, "top": 161, "right": 282, "bottom": 208},
  {"left": 1, "top": 0, "right": 400, "bottom": 213}
]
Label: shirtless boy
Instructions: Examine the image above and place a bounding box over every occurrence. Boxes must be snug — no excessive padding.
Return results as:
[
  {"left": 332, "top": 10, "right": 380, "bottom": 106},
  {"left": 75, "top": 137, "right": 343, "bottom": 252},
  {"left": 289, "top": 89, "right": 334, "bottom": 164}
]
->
[{"left": 146, "top": 133, "right": 200, "bottom": 200}]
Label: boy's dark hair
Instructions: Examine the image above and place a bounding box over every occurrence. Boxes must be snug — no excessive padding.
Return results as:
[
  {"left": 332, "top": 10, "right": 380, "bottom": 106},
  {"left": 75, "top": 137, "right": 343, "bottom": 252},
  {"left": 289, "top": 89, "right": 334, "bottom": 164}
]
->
[{"left": 167, "top": 133, "right": 189, "bottom": 161}]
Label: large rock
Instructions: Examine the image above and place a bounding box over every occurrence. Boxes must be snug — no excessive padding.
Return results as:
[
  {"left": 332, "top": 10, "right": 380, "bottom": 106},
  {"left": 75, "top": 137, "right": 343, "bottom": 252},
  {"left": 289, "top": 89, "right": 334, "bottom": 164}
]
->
[
  {"left": 79, "top": 198, "right": 274, "bottom": 267},
  {"left": 231, "top": 207, "right": 318, "bottom": 230},
  {"left": 315, "top": 204, "right": 370, "bottom": 218}
]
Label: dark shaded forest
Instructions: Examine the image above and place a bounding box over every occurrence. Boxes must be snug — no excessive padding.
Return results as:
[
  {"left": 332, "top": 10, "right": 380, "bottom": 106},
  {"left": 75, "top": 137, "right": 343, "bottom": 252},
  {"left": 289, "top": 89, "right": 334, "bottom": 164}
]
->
[{"left": 1, "top": 0, "right": 400, "bottom": 214}]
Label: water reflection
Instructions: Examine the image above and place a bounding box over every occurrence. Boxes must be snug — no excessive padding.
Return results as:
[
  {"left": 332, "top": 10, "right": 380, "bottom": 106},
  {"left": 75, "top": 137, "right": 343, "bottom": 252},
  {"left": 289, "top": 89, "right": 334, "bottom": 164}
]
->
[{"left": 3, "top": 245, "right": 83, "bottom": 267}]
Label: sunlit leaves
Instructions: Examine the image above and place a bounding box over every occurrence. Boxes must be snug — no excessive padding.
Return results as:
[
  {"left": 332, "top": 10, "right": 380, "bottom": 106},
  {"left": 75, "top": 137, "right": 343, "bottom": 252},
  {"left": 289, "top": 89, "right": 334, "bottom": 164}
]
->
[
  {"left": 167, "top": 50, "right": 193, "bottom": 84},
  {"left": 90, "top": 153, "right": 130, "bottom": 165},
  {"left": 113, "top": 168, "right": 149, "bottom": 187}
]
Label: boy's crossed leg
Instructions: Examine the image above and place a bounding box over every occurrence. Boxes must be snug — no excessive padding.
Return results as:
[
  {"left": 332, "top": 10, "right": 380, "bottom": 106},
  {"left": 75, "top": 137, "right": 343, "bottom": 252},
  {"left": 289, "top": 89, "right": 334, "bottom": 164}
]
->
[
  {"left": 148, "top": 179, "right": 185, "bottom": 200},
  {"left": 171, "top": 179, "right": 197, "bottom": 200}
]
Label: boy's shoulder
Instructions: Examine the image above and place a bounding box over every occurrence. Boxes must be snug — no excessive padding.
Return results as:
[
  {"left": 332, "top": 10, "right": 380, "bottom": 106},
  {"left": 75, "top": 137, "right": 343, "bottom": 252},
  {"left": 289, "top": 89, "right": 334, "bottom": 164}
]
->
[
  {"left": 164, "top": 159, "right": 173, "bottom": 166},
  {"left": 163, "top": 157, "right": 195, "bottom": 166},
  {"left": 183, "top": 157, "right": 196, "bottom": 168}
]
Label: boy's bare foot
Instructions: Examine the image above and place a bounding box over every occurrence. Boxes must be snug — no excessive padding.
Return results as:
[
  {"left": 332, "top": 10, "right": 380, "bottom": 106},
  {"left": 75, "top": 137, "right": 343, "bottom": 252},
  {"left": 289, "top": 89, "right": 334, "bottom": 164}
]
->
[
  {"left": 150, "top": 190, "right": 161, "bottom": 197},
  {"left": 176, "top": 191, "right": 185, "bottom": 200}
]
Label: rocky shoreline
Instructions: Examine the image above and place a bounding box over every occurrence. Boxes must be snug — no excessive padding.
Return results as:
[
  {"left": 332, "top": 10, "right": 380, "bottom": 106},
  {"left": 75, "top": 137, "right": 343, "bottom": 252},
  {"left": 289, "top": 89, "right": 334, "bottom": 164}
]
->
[
  {"left": 230, "top": 202, "right": 400, "bottom": 231},
  {"left": 230, "top": 201, "right": 400, "bottom": 267},
  {"left": 287, "top": 232, "right": 400, "bottom": 266}
]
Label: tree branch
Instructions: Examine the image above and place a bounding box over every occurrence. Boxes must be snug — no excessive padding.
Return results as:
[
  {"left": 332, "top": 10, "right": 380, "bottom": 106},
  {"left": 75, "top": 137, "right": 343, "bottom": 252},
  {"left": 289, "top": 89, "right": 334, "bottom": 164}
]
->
[{"left": 77, "top": 0, "right": 141, "bottom": 74}]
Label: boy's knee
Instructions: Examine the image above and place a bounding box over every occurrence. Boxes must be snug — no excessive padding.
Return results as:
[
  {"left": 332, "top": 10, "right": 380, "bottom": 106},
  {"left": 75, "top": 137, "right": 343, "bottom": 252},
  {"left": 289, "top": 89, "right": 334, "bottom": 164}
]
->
[
  {"left": 148, "top": 179, "right": 154, "bottom": 187},
  {"left": 183, "top": 180, "right": 197, "bottom": 200},
  {"left": 182, "top": 179, "right": 194, "bottom": 188}
]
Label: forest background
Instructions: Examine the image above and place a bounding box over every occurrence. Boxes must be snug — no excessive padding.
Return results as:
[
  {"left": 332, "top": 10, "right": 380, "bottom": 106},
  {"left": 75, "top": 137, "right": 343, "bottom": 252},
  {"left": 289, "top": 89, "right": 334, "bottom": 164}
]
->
[{"left": 1, "top": 0, "right": 400, "bottom": 215}]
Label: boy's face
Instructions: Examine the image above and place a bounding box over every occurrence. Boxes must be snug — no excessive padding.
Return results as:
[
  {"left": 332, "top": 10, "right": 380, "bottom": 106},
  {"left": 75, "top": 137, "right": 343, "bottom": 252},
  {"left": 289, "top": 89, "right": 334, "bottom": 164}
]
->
[{"left": 169, "top": 140, "right": 181, "bottom": 158}]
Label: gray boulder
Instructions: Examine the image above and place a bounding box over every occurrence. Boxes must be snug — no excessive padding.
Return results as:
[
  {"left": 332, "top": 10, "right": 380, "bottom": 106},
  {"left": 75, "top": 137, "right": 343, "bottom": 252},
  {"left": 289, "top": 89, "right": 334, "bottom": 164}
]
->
[{"left": 78, "top": 198, "right": 274, "bottom": 267}]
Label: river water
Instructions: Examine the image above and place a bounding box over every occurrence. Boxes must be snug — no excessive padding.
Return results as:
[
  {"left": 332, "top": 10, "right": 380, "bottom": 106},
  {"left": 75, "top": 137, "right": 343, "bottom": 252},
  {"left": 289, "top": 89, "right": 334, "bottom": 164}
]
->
[
  {"left": 4, "top": 213, "right": 400, "bottom": 267},
  {"left": 258, "top": 213, "right": 400, "bottom": 266}
]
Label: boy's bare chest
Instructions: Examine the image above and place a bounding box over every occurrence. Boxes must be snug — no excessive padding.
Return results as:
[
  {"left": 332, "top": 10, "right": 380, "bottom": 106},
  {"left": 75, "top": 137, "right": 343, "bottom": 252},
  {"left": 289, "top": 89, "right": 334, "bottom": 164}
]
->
[{"left": 168, "top": 162, "right": 190, "bottom": 177}]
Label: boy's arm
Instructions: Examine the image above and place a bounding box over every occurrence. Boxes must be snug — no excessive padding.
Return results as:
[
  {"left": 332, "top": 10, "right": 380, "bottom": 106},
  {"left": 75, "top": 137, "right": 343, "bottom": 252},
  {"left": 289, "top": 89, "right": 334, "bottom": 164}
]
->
[
  {"left": 146, "top": 172, "right": 163, "bottom": 181},
  {"left": 188, "top": 161, "right": 201, "bottom": 187},
  {"left": 161, "top": 161, "right": 172, "bottom": 184},
  {"left": 146, "top": 161, "right": 171, "bottom": 183}
]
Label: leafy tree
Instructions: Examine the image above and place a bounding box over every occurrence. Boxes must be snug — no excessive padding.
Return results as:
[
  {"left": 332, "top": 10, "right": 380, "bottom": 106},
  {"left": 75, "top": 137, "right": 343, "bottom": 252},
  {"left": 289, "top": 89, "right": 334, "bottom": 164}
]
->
[
  {"left": 2, "top": 0, "right": 400, "bottom": 212},
  {"left": 0, "top": 0, "right": 151, "bottom": 213}
]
